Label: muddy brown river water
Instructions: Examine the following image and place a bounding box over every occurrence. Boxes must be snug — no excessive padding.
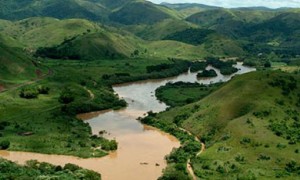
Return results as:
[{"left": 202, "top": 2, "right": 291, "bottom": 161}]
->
[{"left": 0, "top": 63, "right": 255, "bottom": 180}]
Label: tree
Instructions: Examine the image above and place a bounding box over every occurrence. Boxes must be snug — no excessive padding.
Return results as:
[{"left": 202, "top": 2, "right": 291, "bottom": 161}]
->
[
  {"left": 59, "top": 88, "right": 74, "bottom": 104},
  {"left": 0, "top": 140, "right": 10, "bottom": 150},
  {"left": 264, "top": 61, "right": 271, "bottom": 68}
]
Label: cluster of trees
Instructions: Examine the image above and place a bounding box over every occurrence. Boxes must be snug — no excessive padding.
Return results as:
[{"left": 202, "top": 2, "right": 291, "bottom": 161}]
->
[
  {"left": 197, "top": 69, "right": 217, "bottom": 78},
  {"left": 91, "top": 135, "right": 118, "bottom": 151},
  {"left": 269, "top": 75, "right": 297, "bottom": 96},
  {"left": 190, "top": 61, "right": 207, "bottom": 72},
  {"left": 0, "top": 158, "right": 101, "bottom": 180},
  {"left": 206, "top": 57, "right": 238, "bottom": 75},
  {"left": 19, "top": 85, "right": 50, "bottom": 99},
  {"left": 102, "top": 61, "right": 190, "bottom": 85},
  {"left": 35, "top": 36, "right": 81, "bottom": 60}
]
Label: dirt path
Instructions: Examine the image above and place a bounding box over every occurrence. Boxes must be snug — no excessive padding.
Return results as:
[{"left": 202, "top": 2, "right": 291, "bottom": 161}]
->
[
  {"left": 179, "top": 127, "right": 205, "bottom": 180},
  {"left": 0, "top": 68, "right": 53, "bottom": 93},
  {"left": 84, "top": 87, "right": 95, "bottom": 100}
]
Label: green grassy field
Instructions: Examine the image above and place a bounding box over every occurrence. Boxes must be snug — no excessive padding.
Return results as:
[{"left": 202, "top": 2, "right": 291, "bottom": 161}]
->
[{"left": 151, "top": 70, "right": 300, "bottom": 179}]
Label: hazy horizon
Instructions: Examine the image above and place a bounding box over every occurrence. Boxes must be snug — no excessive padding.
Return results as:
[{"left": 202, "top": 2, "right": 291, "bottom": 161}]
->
[{"left": 149, "top": 0, "right": 300, "bottom": 9}]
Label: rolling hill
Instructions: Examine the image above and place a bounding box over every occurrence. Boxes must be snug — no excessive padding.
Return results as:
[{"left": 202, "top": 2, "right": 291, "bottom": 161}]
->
[
  {"left": 109, "top": 1, "right": 179, "bottom": 25},
  {"left": 154, "top": 71, "right": 300, "bottom": 179},
  {"left": 186, "top": 9, "right": 278, "bottom": 37},
  {"left": 123, "top": 18, "right": 196, "bottom": 40},
  {"left": 0, "top": 34, "right": 46, "bottom": 88},
  {"left": 0, "top": 0, "right": 108, "bottom": 21},
  {"left": 161, "top": 2, "right": 219, "bottom": 17},
  {"left": 35, "top": 31, "right": 142, "bottom": 60},
  {"left": 0, "top": 17, "right": 101, "bottom": 49}
]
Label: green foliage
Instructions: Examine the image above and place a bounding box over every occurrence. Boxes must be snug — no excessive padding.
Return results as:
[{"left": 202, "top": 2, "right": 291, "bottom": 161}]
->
[
  {"left": 206, "top": 57, "right": 238, "bottom": 75},
  {"left": 156, "top": 81, "right": 222, "bottom": 107},
  {"left": 59, "top": 88, "right": 75, "bottom": 104},
  {"left": 163, "top": 28, "right": 215, "bottom": 45},
  {"left": 152, "top": 71, "right": 300, "bottom": 179},
  {"left": 109, "top": 1, "right": 172, "bottom": 25},
  {"left": 0, "top": 140, "right": 10, "bottom": 150},
  {"left": 19, "top": 87, "right": 39, "bottom": 99},
  {"left": 0, "top": 158, "right": 101, "bottom": 179},
  {"left": 190, "top": 61, "right": 207, "bottom": 72},
  {"left": 37, "top": 85, "right": 50, "bottom": 94},
  {"left": 197, "top": 69, "right": 217, "bottom": 78}
]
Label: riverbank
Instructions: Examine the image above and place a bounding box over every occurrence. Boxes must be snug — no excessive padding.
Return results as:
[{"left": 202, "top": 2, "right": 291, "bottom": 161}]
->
[{"left": 0, "top": 61, "right": 254, "bottom": 179}]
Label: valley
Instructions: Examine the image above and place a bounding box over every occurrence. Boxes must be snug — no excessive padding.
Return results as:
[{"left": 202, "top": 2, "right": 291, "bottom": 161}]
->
[{"left": 0, "top": 0, "right": 300, "bottom": 179}]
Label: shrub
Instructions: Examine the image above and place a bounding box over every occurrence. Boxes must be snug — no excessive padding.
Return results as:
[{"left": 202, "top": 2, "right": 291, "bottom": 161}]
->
[
  {"left": 37, "top": 85, "right": 50, "bottom": 94},
  {"left": 19, "top": 88, "right": 38, "bottom": 99},
  {"left": 0, "top": 140, "right": 10, "bottom": 150},
  {"left": 59, "top": 88, "right": 74, "bottom": 104}
]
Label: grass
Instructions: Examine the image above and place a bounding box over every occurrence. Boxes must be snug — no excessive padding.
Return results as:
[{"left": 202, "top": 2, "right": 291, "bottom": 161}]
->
[
  {"left": 0, "top": 17, "right": 101, "bottom": 49},
  {"left": 0, "top": 57, "right": 192, "bottom": 158},
  {"left": 151, "top": 70, "right": 300, "bottom": 179},
  {"left": 156, "top": 82, "right": 222, "bottom": 107}
]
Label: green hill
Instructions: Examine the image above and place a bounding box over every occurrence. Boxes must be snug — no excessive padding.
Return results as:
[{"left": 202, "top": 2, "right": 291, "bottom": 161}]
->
[
  {"left": 0, "top": 0, "right": 108, "bottom": 21},
  {"left": 0, "top": 34, "right": 45, "bottom": 88},
  {"left": 123, "top": 18, "right": 196, "bottom": 40},
  {"left": 0, "top": 17, "right": 101, "bottom": 49},
  {"left": 152, "top": 71, "right": 300, "bottom": 179},
  {"left": 35, "top": 31, "right": 141, "bottom": 60},
  {"left": 161, "top": 2, "right": 219, "bottom": 17},
  {"left": 109, "top": 1, "right": 177, "bottom": 25},
  {"left": 186, "top": 9, "right": 277, "bottom": 37}
]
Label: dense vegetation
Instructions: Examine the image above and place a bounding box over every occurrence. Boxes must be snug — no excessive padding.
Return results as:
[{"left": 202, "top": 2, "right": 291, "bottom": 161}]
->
[
  {"left": 156, "top": 82, "right": 222, "bottom": 107},
  {"left": 1, "top": 0, "right": 300, "bottom": 179},
  {"left": 163, "top": 28, "right": 215, "bottom": 45},
  {"left": 206, "top": 57, "right": 238, "bottom": 75},
  {"left": 0, "top": 158, "right": 101, "bottom": 179},
  {"left": 197, "top": 69, "right": 217, "bottom": 78}
]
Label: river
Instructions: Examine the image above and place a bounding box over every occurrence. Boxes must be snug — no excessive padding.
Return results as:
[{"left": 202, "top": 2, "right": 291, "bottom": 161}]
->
[{"left": 0, "top": 62, "right": 255, "bottom": 180}]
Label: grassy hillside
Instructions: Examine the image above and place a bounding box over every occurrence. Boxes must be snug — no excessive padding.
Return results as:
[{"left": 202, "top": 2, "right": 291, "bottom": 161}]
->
[
  {"left": 0, "top": 0, "right": 108, "bottom": 21},
  {"left": 35, "top": 31, "right": 142, "bottom": 60},
  {"left": 161, "top": 3, "right": 219, "bottom": 17},
  {"left": 0, "top": 17, "right": 101, "bottom": 49},
  {"left": 186, "top": 9, "right": 278, "bottom": 37},
  {"left": 0, "top": 34, "right": 46, "bottom": 88},
  {"left": 244, "top": 12, "right": 300, "bottom": 56},
  {"left": 152, "top": 71, "right": 300, "bottom": 179},
  {"left": 123, "top": 18, "right": 196, "bottom": 40},
  {"left": 109, "top": 1, "right": 175, "bottom": 25}
]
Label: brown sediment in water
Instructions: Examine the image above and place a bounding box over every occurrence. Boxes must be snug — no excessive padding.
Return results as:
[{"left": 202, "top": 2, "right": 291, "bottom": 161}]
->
[
  {"left": 0, "top": 64, "right": 255, "bottom": 180},
  {"left": 0, "top": 127, "right": 179, "bottom": 180}
]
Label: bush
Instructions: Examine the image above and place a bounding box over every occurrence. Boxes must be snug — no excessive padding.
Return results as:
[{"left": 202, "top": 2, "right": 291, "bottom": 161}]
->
[
  {"left": 37, "top": 85, "right": 50, "bottom": 94},
  {"left": 0, "top": 140, "right": 10, "bottom": 150},
  {"left": 19, "top": 88, "right": 38, "bottom": 99},
  {"left": 59, "top": 88, "right": 75, "bottom": 104},
  {"left": 197, "top": 69, "right": 217, "bottom": 78}
]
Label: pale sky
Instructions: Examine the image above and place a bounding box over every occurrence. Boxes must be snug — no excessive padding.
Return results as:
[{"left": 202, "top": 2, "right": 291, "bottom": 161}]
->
[{"left": 149, "top": 0, "right": 300, "bottom": 9}]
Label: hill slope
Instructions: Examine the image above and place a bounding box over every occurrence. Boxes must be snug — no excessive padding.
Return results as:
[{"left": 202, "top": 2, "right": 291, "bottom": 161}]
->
[
  {"left": 155, "top": 71, "right": 300, "bottom": 179},
  {"left": 35, "top": 31, "right": 141, "bottom": 60},
  {"left": 109, "top": 1, "right": 176, "bottom": 25},
  {"left": 0, "top": 34, "right": 45, "bottom": 88},
  {"left": 0, "top": 17, "right": 101, "bottom": 49}
]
